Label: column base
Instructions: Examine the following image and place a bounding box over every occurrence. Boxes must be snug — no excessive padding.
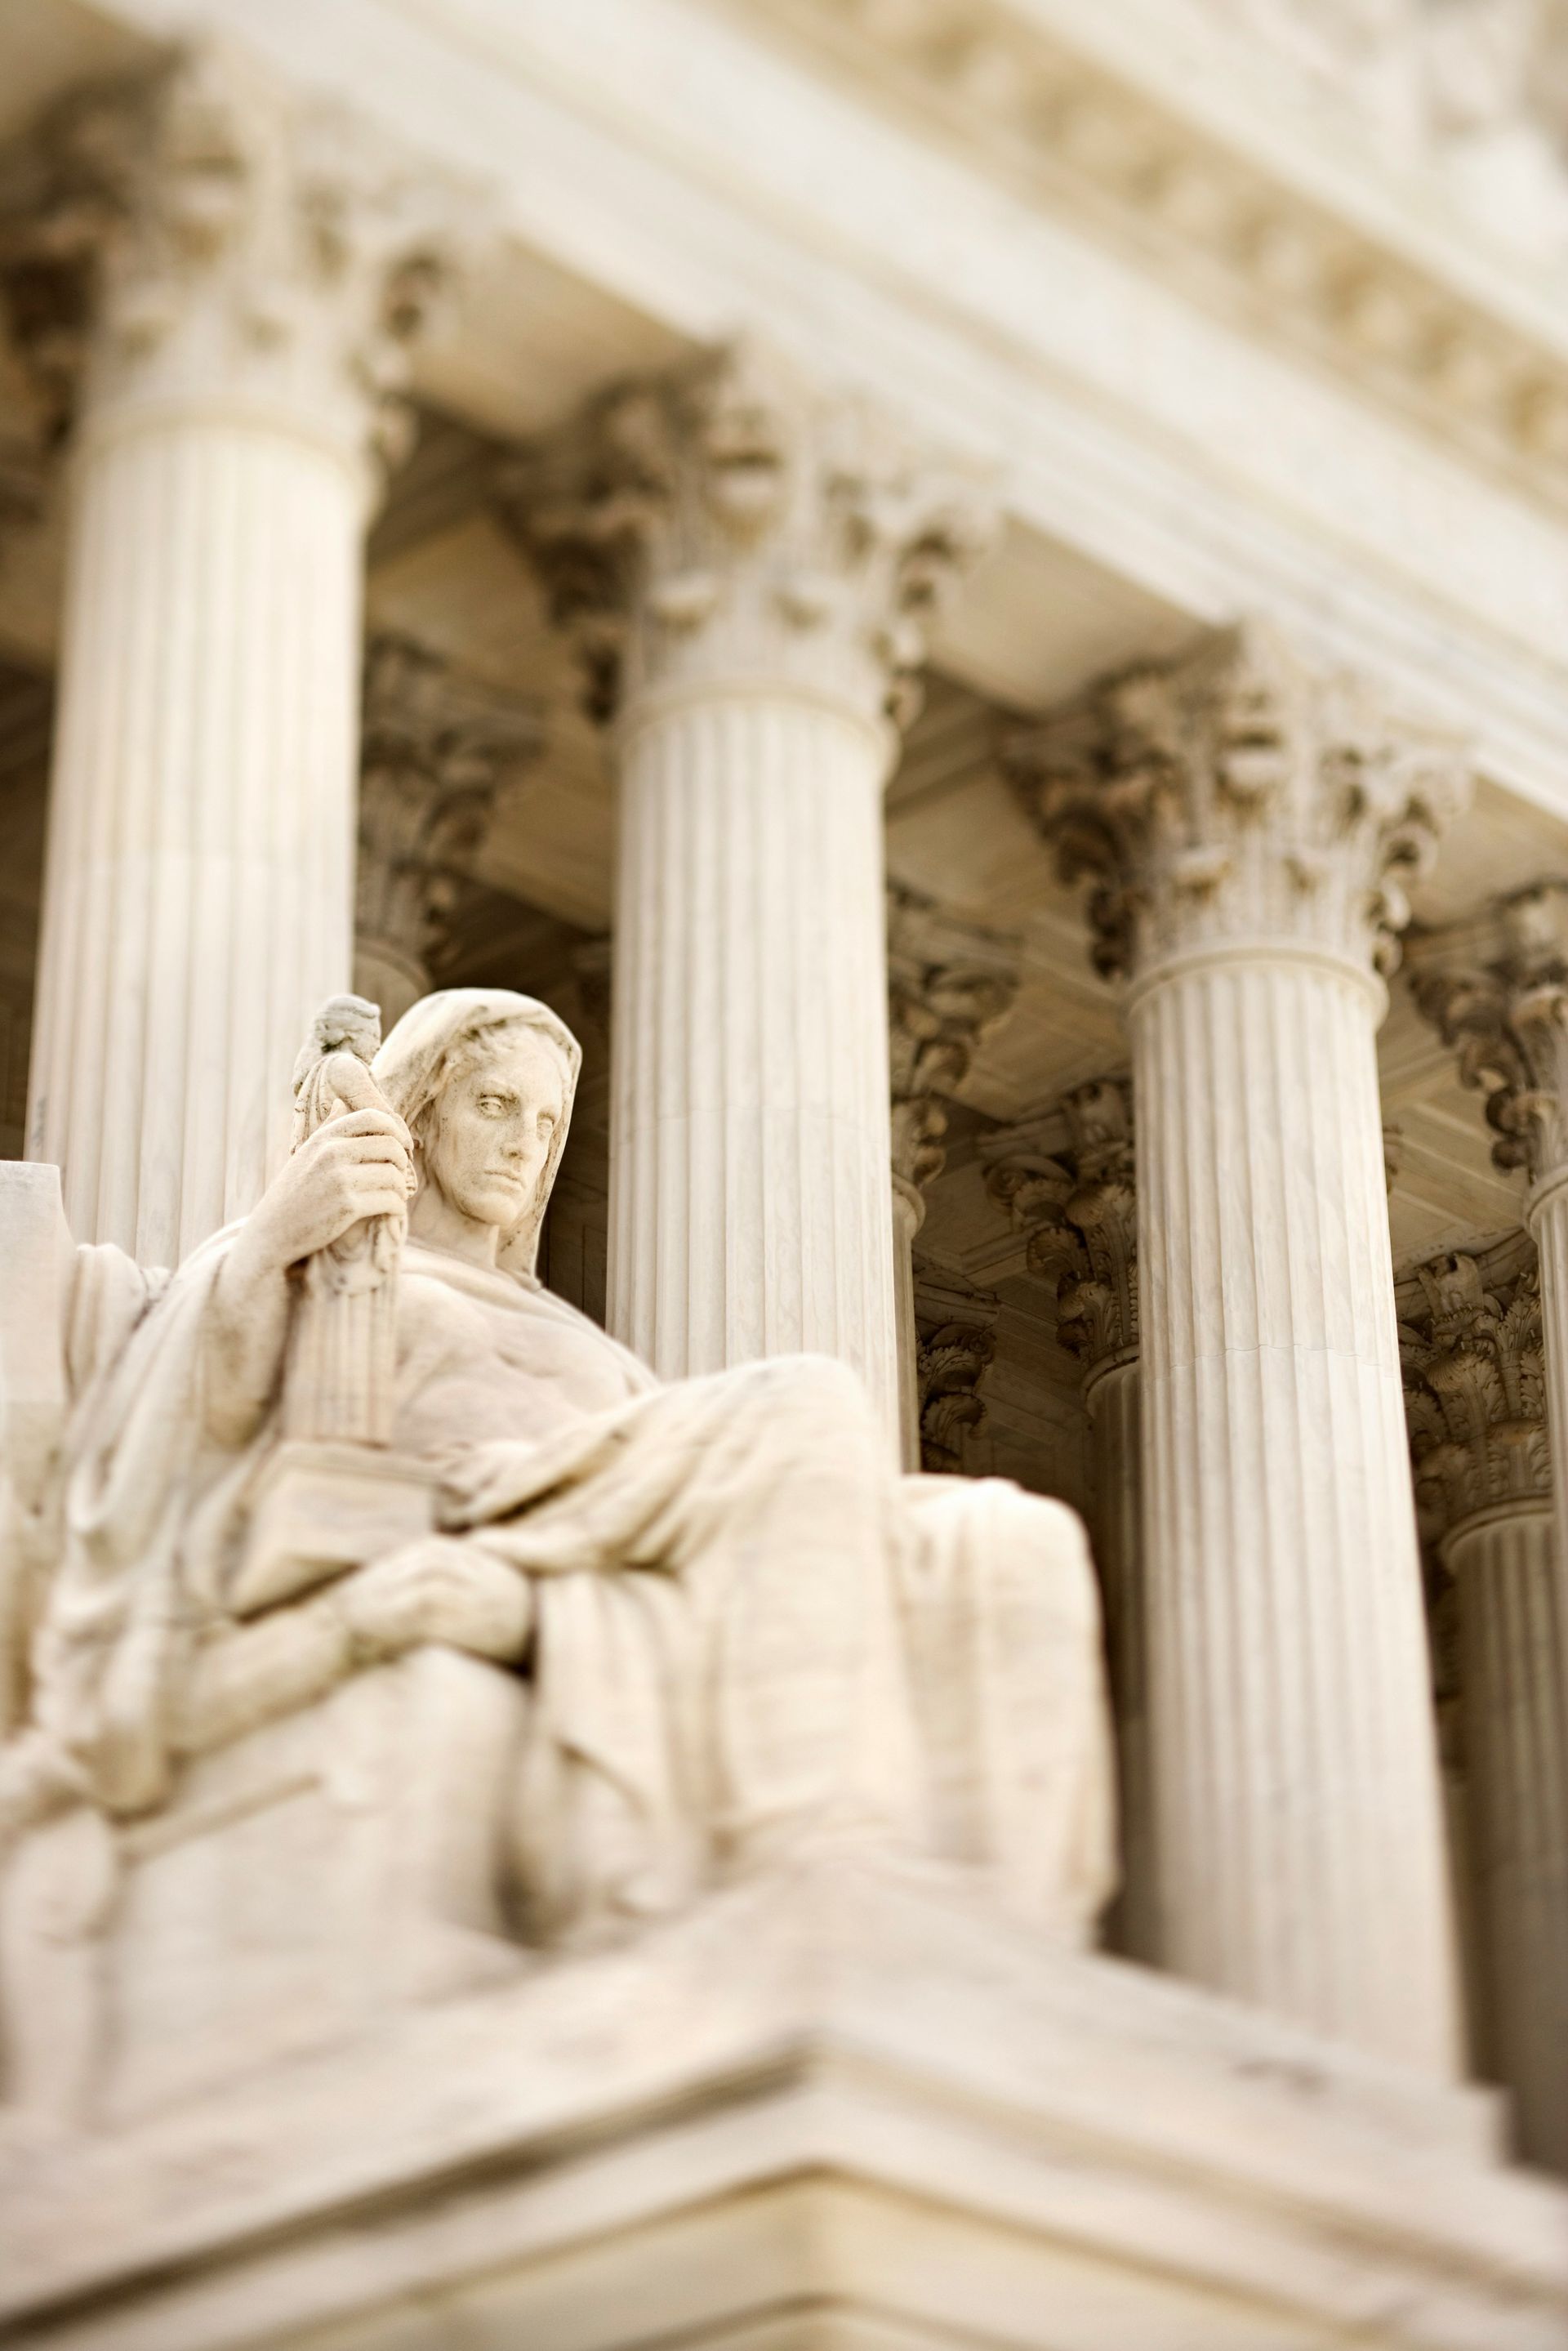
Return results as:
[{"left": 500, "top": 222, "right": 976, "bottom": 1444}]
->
[{"left": 2, "top": 1858, "right": 1562, "bottom": 2351}]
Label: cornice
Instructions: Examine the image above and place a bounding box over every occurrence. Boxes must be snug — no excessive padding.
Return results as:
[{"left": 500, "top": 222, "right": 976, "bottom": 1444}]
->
[{"left": 716, "top": 0, "right": 1568, "bottom": 513}]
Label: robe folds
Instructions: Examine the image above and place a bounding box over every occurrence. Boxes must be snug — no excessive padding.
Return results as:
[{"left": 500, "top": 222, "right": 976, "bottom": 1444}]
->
[{"left": 35, "top": 1234, "right": 1113, "bottom": 1946}]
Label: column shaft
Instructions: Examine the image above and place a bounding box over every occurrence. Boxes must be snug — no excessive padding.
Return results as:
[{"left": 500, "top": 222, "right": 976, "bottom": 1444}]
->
[
  {"left": 890, "top": 1177, "right": 924, "bottom": 1471},
  {"left": 1532, "top": 1184, "right": 1568, "bottom": 1614},
  {"left": 1086, "top": 1356, "right": 1153, "bottom": 1961},
  {"left": 4, "top": 47, "right": 456, "bottom": 1265},
  {"left": 610, "top": 690, "right": 898, "bottom": 1421},
  {"left": 29, "top": 415, "right": 362, "bottom": 1264},
  {"left": 510, "top": 339, "right": 991, "bottom": 1429},
  {"left": 1134, "top": 948, "right": 1459, "bottom": 2071},
  {"left": 1447, "top": 1500, "right": 1568, "bottom": 2169}
]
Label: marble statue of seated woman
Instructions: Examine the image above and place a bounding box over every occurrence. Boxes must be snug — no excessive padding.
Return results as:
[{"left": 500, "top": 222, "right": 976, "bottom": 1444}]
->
[{"left": 20, "top": 989, "right": 1114, "bottom": 1953}]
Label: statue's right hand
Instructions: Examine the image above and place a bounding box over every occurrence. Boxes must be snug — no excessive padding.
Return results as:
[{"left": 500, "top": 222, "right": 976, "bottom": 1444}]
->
[{"left": 237, "top": 1109, "right": 415, "bottom": 1277}]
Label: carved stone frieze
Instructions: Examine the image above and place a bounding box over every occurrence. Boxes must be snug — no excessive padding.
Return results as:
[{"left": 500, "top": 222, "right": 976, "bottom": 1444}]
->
[
  {"left": 1410, "top": 883, "right": 1568, "bottom": 1188},
  {"left": 495, "top": 334, "right": 996, "bottom": 726},
  {"left": 982, "top": 1078, "right": 1138, "bottom": 1382},
  {"left": 887, "top": 881, "right": 1018, "bottom": 1214},
  {"left": 912, "top": 1265, "right": 1000, "bottom": 1474},
  {"left": 1400, "top": 1240, "right": 1550, "bottom": 1541},
  {"left": 1006, "top": 618, "right": 1469, "bottom": 984},
  {"left": 743, "top": 0, "right": 1568, "bottom": 501},
  {"left": 355, "top": 635, "right": 542, "bottom": 1015},
  {"left": 0, "top": 40, "right": 466, "bottom": 467}
]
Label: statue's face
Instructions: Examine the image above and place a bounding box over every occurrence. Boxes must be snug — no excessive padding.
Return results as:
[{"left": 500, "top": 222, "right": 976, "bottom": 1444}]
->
[{"left": 421, "top": 1027, "right": 568, "bottom": 1231}]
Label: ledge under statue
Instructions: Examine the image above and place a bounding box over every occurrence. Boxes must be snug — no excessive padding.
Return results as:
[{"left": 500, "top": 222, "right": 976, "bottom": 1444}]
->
[{"left": 0, "top": 991, "right": 1560, "bottom": 2351}]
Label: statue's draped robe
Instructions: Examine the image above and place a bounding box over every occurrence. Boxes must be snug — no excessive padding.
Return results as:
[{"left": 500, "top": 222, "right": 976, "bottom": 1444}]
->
[{"left": 37, "top": 1238, "right": 1113, "bottom": 1945}]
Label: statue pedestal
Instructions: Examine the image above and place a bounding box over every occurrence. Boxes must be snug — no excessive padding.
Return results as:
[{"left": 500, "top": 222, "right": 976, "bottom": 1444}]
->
[
  {"left": 0, "top": 1649, "right": 526, "bottom": 2128},
  {"left": 2, "top": 1856, "right": 1564, "bottom": 2351}
]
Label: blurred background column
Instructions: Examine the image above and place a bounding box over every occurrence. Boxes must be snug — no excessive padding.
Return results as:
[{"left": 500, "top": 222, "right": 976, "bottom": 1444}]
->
[
  {"left": 1414, "top": 892, "right": 1568, "bottom": 2160},
  {"left": 983, "top": 1079, "right": 1147, "bottom": 1958},
  {"left": 1012, "top": 620, "right": 1469, "bottom": 2074},
  {"left": 506, "top": 338, "right": 992, "bottom": 1438},
  {"left": 887, "top": 881, "right": 1016, "bottom": 1469},
  {"left": 1402, "top": 1240, "right": 1568, "bottom": 2171},
  {"left": 0, "top": 42, "right": 456, "bottom": 1264},
  {"left": 354, "top": 633, "right": 541, "bottom": 1030}
]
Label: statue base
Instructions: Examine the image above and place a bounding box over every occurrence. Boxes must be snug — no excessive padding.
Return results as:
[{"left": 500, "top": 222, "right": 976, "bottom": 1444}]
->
[
  {"left": 234, "top": 1440, "right": 439, "bottom": 1615},
  {"left": 2, "top": 1847, "right": 1563, "bottom": 2351}
]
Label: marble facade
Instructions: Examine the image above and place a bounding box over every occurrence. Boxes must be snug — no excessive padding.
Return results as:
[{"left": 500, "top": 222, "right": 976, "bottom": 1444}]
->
[{"left": 1, "top": 5, "right": 1568, "bottom": 2346}]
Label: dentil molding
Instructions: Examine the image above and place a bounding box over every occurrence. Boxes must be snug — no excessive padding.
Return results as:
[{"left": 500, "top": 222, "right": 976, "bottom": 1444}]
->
[{"left": 719, "top": 0, "right": 1568, "bottom": 512}]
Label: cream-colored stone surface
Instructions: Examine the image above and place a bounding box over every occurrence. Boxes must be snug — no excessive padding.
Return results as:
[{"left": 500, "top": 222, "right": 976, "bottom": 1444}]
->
[
  {"left": 5, "top": 0, "right": 1568, "bottom": 2335},
  {"left": 0, "top": 985, "right": 1112, "bottom": 2019},
  {"left": 1401, "top": 1239, "right": 1568, "bottom": 2170},
  {"left": 0, "top": 43, "right": 465, "bottom": 1265},
  {"left": 1016, "top": 621, "right": 1472, "bottom": 2073},
  {"left": 2, "top": 1862, "right": 1563, "bottom": 2351},
  {"left": 498, "top": 340, "right": 995, "bottom": 1435}
]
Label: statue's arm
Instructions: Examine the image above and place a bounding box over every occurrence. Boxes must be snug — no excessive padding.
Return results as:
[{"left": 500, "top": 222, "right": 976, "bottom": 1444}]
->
[{"left": 203, "top": 1107, "right": 414, "bottom": 1448}]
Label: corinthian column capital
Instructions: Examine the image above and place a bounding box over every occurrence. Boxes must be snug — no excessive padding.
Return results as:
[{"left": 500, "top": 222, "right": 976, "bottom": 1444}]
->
[
  {"left": 912, "top": 1267, "right": 1000, "bottom": 1475},
  {"left": 982, "top": 1078, "right": 1138, "bottom": 1383},
  {"left": 1006, "top": 618, "right": 1470, "bottom": 990},
  {"left": 0, "top": 39, "right": 467, "bottom": 478},
  {"left": 1401, "top": 1242, "right": 1550, "bottom": 1543},
  {"left": 887, "top": 881, "right": 1018, "bottom": 1205},
  {"left": 1412, "top": 884, "right": 1568, "bottom": 1194},
  {"left": 498, "top": 334, "right": 996, "bottom": 729},
  {"left": 355, "top": 635, "right": 543, "bottom": 1024}
]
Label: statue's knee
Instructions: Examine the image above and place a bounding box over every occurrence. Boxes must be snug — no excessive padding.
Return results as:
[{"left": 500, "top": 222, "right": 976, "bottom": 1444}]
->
[
  {"left": 933, "top": 1479, "right": 1103, "bottom": 1638},
  {"left": 746, "top": 1352, "right": 878, "bottom": 1444}
]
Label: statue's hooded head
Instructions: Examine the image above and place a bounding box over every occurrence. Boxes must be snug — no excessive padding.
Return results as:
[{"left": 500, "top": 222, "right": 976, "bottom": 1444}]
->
[{"left": 372, "top": 988, "right": 582, "bottom": 1279}]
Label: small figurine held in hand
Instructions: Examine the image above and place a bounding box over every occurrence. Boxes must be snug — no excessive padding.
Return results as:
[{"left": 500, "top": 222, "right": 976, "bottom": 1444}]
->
[{"left": 290, "top": 994, "right": 412, "bottom": 1292}]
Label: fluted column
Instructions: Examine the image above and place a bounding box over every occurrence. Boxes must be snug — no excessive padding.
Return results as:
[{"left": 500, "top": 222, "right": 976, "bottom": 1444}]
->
[
  {"left": 1413, "top": 903, "right": 1568, "bottom": 2161},
  {"left": 888, "top": 882, "right": 1017, "bottom": 1467},
  {"left": 1402, "top": 1242, "right": 1567, "bottom": 2168},
  {"left": 984, "top": 1079, "right": 1149, "bottom": 1957},
  {"left": 506, "top": 340, "right": 991, "bottom": 1432},
  {"left": 1, "top": 47, "right": 457, "bottom": 1264},
  {"left": 1012, "top": 620, "right": 1470, "bottom": 2072},
  {"left": 355, "top": 634, "right": 541, "bottom": 1028}
]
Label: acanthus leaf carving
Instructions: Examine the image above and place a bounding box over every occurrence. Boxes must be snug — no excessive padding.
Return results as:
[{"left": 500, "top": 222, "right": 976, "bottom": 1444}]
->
[
  {"left": 495, "top": 333, "right": 997, "bottom": 729},
  {"left": 982, "top": 1077, "right": 1138, "bottom": 1380},
  {"left": 1399, "top": 1239, "right": 1550, "bottom": 1542},
  {"left": 1004, "top": 618, "right": 1469, "bottom": 984},
  {"left": 1410, "top": 882, "right": 1568, "bottom": 1189},
  {"left": 355, "top": 634, "right": 543, "bottom": 1010},
  {"left": 887, "top": 881, "right": 1019, "bottom": 1202},
  {"left": 0, "top": 39, "right": 470, "bottom": 472},
  {"left": 913, "top": 1265, "right": 1000, "bottom": 1474}
]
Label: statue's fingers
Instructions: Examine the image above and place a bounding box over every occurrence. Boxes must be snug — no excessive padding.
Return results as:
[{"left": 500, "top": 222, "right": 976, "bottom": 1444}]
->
[
  {"left": 354, "top": 1184, "right": 414, "bottom": 1221},
  {"left": 321, "top": 1106, "right": 412, "bottom": 1147},
  {"left": 332, "top": 1135, "right": 413, "bottom": 1173}
]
